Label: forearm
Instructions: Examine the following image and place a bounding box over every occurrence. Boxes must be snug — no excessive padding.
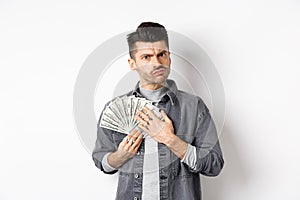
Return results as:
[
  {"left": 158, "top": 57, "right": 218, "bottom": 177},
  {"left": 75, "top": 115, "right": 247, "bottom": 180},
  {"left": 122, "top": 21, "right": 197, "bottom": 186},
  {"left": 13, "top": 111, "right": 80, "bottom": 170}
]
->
[
  {"left": 165, "top": 135, "right": 188, "bottom": 160},
  {"left": 107, "top": 129, "right": 143, "bottom": 169},
  {"left": 107, "top": 150, "right": 131, "bottom": 169}
]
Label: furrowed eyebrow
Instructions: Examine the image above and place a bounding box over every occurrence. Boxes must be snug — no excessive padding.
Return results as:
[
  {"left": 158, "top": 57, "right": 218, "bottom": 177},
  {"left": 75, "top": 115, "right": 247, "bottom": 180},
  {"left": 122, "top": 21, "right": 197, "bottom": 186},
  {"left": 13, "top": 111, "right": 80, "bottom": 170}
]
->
[
  {"left": 139, "top": 50, "right": 168, "bottom": 58},
  {"left": 157, "top": 50, "right": 168, "bottom": 56},
  {"left": 140, "top": 54, "right": 153, "bottom": 58}
]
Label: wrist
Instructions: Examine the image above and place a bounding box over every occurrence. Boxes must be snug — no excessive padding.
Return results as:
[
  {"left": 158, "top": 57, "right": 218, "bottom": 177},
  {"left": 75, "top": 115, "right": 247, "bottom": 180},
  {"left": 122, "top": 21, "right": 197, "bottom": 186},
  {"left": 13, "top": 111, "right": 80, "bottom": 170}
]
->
[
  {"left": 114, "top": 149, "right": 129, "bottom": 160},
  {"left": 165, "top": 135, "right": 188, "bottom": 160},
  {"left": 165, "top": 134, "right": 177, "bottom": 147}
]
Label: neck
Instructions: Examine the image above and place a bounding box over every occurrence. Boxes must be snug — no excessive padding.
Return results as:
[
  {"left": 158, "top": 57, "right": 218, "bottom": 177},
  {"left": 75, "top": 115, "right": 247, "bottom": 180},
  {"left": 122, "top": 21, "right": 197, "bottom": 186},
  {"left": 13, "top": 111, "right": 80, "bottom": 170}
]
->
[{"left": 139, "top": 81, "right": 166, "bottom": 90}]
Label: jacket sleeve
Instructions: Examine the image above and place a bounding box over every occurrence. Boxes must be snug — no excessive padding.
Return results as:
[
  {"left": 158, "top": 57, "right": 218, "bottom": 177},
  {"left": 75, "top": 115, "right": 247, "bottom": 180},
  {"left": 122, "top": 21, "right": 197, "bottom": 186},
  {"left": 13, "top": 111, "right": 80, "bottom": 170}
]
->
[
  {"left": 92, "top": 108, "right": 118, "bottom": 174},
  {"left": 188, "top": 97, "right": 224, "bottom": 176}
]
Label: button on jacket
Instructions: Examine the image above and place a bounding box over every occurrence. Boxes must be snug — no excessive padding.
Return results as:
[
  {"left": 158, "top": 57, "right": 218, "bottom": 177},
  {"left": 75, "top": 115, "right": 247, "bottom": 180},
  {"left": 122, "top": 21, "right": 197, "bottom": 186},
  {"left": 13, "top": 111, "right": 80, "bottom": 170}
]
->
[{"left": 92, "top": 79, "right": 224, "bottom": 200}]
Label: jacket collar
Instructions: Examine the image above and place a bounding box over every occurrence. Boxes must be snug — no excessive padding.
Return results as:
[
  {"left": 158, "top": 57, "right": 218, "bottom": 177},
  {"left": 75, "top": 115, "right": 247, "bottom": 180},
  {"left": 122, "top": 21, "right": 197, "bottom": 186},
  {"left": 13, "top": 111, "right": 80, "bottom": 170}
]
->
[{"left": 131, "top": 79, "right": 178, "bottom": 105}]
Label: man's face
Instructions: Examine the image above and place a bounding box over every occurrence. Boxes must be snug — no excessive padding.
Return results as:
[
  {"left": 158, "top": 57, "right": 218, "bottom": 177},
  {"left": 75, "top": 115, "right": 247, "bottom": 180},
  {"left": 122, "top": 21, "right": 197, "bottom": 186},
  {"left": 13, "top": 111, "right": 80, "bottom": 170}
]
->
[{"left": 128, "top": 40, "right": 171, "bottom": 87}]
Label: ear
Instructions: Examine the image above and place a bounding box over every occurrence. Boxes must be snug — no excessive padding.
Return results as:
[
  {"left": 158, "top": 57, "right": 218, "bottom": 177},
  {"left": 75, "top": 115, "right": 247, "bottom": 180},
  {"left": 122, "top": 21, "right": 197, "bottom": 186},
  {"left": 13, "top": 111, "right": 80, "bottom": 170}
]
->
[{"left": 128, "top": 58, "right": 136, "bottom": 70}]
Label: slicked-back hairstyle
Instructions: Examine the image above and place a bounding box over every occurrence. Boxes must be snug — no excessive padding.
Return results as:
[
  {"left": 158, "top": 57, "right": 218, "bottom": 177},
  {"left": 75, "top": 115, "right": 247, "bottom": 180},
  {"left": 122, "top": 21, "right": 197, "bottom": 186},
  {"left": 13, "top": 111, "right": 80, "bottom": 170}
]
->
[{"left": 127, "top": 22, "right": 169, "bottom": 60}]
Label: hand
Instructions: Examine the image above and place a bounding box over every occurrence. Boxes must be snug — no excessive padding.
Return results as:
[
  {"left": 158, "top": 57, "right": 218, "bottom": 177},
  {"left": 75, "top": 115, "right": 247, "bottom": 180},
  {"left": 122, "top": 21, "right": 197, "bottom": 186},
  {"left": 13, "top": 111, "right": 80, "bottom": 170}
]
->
[
  {"left": 116, "top": 128, "right": 143, "bottom": 159},
  {"left": 135, "top": 107, "right": 175, "bottom": 145},
  {"left": 108, "top": 128, "right": 143, "bottom": 169}
]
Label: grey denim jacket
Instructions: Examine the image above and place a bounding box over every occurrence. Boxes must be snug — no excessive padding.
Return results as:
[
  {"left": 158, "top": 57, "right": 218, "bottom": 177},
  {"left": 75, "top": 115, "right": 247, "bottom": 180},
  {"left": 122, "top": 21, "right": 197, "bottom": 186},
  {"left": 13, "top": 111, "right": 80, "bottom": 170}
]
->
[{"left": 92, "top": 79, "right": 224, "bottom": 200}]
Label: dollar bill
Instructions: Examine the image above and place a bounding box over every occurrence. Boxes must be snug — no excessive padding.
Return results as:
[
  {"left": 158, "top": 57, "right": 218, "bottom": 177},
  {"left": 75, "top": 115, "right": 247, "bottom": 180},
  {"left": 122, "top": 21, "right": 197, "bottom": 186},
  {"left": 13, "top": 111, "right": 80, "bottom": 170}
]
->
[{"left": 99, "top": 95, "right": 160, "bottom": 135}]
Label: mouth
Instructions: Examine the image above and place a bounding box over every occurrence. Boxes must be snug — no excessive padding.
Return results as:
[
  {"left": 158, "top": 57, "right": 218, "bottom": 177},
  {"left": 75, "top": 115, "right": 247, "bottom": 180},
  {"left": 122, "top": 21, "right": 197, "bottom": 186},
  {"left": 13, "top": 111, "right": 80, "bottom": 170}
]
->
[{"left": 152, "top": 68, "right": 166, "bottom": 75}]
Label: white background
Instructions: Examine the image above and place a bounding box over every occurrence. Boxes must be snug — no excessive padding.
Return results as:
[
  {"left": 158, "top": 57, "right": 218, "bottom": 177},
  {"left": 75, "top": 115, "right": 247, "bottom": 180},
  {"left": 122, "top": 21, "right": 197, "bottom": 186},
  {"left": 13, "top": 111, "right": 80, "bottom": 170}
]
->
[{"left": 1, "top": 0, "right": 300, "bottom": 199}]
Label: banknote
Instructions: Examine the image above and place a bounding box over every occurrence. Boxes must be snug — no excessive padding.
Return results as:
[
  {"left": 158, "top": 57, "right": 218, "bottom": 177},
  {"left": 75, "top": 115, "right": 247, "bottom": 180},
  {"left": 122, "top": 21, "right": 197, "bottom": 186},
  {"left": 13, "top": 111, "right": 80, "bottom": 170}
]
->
[{"left": 99, "top": 95, "right": 160, "bottom": 135}]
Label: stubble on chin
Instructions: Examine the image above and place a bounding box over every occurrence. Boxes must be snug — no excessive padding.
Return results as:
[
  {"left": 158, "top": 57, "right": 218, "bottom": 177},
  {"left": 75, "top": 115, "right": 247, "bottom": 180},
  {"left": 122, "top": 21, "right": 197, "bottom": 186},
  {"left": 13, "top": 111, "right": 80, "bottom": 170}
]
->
[{"left": 137, "top": 66, "right": 170, "bottom": 87}]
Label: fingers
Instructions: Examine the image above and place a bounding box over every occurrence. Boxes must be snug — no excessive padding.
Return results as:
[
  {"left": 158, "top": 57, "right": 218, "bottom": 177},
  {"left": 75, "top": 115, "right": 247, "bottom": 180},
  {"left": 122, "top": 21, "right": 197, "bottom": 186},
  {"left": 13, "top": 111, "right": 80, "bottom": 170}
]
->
[
  {"left": 130, "top": 133, "right": 143, "bottom": 151},
  {"left": 135, "top": 107, "right": 157, "bottom": 126},
  {"left": 129, "top": 129, "right": 141, "bottom": 144},
  {"left": 136, "top": 110, "right": 150, "bottom": 123},
  {"left": 142, "top": 106, "right": 156, "bottom": 120},
  {"left": 119, "top": 129, "right": 143, "bottom": 152},
  {"left": 135, "top": 114, "right": 149, "bottom": 126},
  {"left": 119, "top": 129, "right": 138, "bottom": 147},
  {"left": 159, "top": 109, "right": 169, "bottom": 122},
  {"left": 140, "top": 107, "right": 168, "bottom": 123},
  {"left": 122, "top": 136, "right": 133, "bottom": 151},
  {"left": 136, "top": 110, "right": 148, "bottom": 122},
  {"left": 137, "top": 121, "right": 149, "bottom": 133},
  {"left": 128, "top": 128, "right": 140, "bottom": 138}
]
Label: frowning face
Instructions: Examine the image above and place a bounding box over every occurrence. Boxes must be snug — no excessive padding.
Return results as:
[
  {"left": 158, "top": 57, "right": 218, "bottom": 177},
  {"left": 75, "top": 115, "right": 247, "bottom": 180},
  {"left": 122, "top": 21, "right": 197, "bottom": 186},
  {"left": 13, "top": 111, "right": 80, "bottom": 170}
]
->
[{"left": 128, "top": 41, "right": 171, "bottom": 89}]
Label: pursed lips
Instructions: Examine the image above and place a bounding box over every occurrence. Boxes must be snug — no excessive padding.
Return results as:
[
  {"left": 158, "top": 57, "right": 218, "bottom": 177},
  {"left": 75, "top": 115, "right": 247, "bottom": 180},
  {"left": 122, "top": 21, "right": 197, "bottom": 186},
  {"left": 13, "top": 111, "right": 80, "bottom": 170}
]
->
[{"left": 152, "top": 67, "right": 166, "bottom": 75}]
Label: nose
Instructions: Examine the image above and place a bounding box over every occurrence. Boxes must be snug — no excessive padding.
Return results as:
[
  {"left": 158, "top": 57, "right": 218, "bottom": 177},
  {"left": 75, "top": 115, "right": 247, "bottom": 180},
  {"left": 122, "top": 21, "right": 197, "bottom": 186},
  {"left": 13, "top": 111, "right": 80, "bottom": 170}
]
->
[{"left": 150, "top": 55, "right": 161, "bottom": 67}]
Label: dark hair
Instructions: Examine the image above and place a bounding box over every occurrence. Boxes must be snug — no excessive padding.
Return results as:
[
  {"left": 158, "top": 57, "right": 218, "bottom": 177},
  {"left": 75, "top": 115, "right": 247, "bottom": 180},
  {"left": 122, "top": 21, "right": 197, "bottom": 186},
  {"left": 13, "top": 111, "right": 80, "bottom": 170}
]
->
[{"left": 127, "top": 22, "right": 169, "bottom": 59}]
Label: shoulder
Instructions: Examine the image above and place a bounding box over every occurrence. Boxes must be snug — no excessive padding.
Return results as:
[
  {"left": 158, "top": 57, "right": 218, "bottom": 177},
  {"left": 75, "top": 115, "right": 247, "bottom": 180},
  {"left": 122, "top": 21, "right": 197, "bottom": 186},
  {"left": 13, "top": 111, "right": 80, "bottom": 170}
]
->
[{"left": 177, "top": 90, "right": 207, "bottom": 106}]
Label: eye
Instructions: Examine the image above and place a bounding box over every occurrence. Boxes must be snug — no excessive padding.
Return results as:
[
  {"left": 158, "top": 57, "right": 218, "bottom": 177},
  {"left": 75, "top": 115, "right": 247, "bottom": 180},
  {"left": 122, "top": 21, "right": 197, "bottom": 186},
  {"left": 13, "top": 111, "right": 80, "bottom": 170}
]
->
[
  {"left": 142, "top": 55, "right": 150, "bottom": 60},
  {"left": 158, "top": 52, "right": 167, "bottom": 57}
]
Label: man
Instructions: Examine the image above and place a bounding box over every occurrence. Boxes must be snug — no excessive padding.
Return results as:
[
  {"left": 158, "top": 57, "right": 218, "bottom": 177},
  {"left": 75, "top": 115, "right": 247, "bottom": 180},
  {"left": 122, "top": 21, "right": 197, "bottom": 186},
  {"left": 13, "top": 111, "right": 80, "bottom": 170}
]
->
[{"left": 92, "top": 22, "right": 224, "bottom": 200}]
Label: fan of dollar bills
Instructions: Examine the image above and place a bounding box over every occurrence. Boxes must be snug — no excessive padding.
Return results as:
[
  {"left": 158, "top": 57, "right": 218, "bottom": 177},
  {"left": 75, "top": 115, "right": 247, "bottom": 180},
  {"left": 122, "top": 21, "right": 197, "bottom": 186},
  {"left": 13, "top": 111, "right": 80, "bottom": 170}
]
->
[{"left": 99, "top": 95, "right": 162, "bottom": 135}]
